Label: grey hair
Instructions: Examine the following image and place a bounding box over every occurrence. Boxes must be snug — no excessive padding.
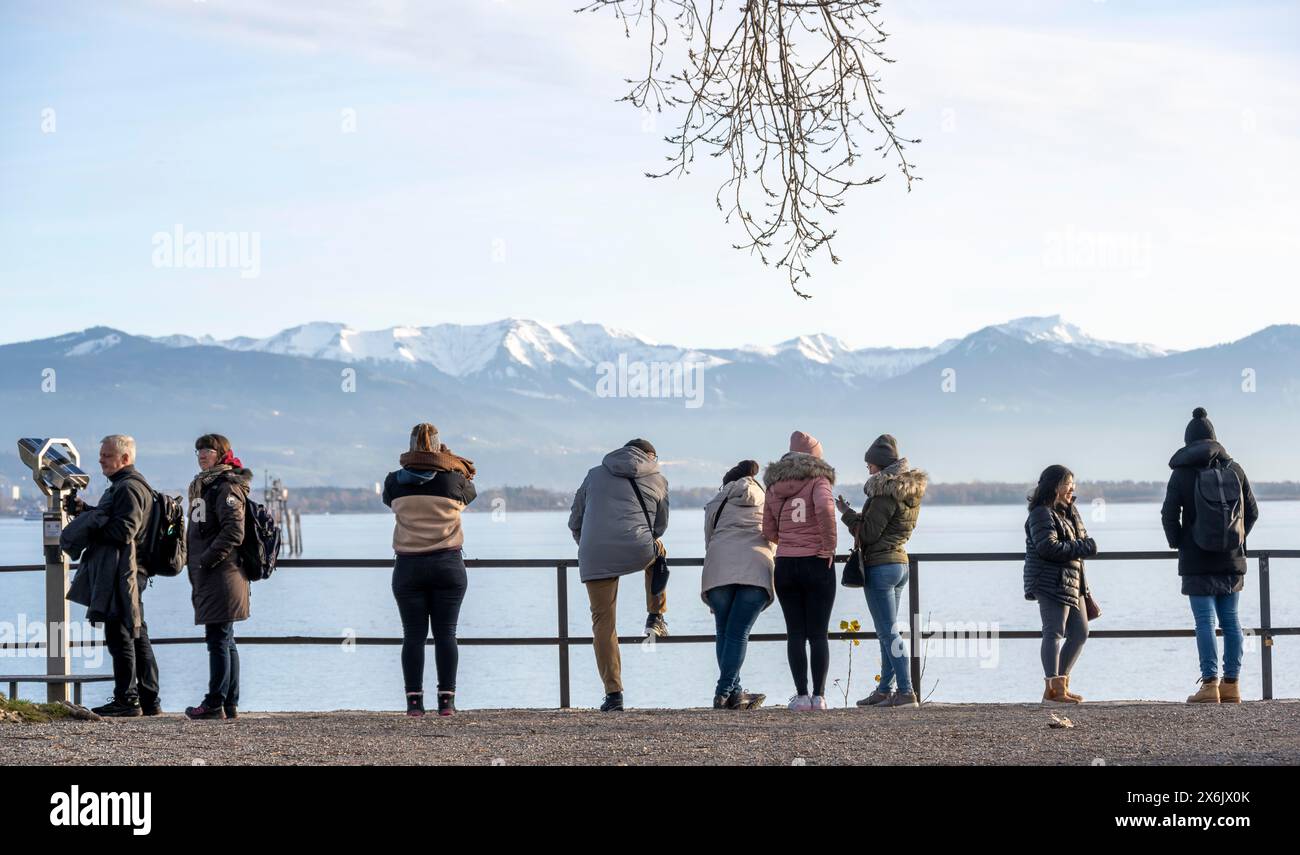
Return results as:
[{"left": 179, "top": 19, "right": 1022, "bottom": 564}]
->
[{"left": 100, "top": 434, "right": 136, "bottom": 461}]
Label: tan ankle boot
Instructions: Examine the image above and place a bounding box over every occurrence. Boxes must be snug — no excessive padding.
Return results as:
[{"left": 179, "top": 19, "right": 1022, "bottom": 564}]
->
[
  {"left": 1187, "top": 677, "right": 1220, "bottom": 703},
  {"left": 1218, "top": 679, "right": 1241, "bottom": 703},
  {"left": 1062, "top": 675, "right": 1084, "bottom": 703},
  {"left": 1042, "top": 676, "right": 1077, "bottom": 704}
]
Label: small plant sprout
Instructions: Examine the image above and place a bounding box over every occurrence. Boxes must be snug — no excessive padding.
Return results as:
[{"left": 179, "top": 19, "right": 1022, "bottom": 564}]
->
[{"left": 834, "top": 619, "right": 863, "bottom": 707}]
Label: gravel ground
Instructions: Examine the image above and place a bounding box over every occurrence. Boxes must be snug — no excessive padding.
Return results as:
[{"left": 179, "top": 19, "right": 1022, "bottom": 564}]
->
[{"left": 3, "top": 701, "right": 1298, "bottom": 765}]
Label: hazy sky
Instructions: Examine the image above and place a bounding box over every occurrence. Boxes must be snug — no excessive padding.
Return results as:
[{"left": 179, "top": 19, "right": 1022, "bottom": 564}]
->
[{"left": 1, "top": 0, "right": 1297, "bottom": 352}]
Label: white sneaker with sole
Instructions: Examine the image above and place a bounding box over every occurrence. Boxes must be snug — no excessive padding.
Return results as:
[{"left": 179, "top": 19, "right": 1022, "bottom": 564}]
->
[
  {"left": 788, "top": 694, "right": 813, "bottom": 711},
  {"left": 810, "top": 695, "right": 829, "bottom": 710}
]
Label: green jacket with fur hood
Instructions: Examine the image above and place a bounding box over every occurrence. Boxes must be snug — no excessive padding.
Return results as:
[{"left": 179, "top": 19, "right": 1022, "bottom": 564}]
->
[{"left": 840, "top": 459, "right": 928, "bottom": 568}]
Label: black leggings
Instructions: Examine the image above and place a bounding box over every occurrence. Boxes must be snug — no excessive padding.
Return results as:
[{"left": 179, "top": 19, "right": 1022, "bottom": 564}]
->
[
  {"left": 774, "top": 555, "right": 837, "bottom": 697},
  {"left": 392, "top": 549, "right": 468, "bottom": 694}
]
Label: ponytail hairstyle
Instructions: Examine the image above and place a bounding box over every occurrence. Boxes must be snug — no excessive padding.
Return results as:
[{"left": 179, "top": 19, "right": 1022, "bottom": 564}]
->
[
  {"left": 1027, "top": 464, "right": 1074, "bottom": 510},
  {"left": 409, "top": 423, "right": 440, "bottom": 453}
]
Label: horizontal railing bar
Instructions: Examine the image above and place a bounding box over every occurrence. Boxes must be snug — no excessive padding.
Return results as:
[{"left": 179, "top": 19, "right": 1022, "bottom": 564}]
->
[
  {"left": 4, "top": 627, "right": 1297, "bottom": 649},
  {"left": 4, "top": 550, "right": 1298, "bottom": 574}
]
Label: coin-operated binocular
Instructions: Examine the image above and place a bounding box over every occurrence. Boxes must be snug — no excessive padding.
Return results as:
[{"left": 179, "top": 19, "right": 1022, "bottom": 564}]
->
[{"left": 16, "top": 438, "right": 89, "bottom": 702}]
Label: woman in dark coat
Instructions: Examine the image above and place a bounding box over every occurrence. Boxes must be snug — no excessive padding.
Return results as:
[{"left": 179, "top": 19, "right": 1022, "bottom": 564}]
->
[
  {"left": 184, "top": 433, "right": 252, "bottom": 720},
  {"left": 1023, "top": 465, "right": 1097, "bottom": 704}
]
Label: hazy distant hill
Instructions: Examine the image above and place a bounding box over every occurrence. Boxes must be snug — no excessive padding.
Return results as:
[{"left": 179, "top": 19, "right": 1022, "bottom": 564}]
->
[{"left": 0, "top": 316, "right": 1295, "bottom": 496}]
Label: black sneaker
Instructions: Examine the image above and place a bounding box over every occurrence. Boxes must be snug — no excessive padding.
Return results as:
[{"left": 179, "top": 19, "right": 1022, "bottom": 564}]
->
[
  {"left": 600, "top": 692, "right": 624, "bottom": 712},
  {"left": 141, "top": 701, "right": 164, "bottom": 717},
  {"left": 406, "top": 692, "right": 425, "bottom": 718},
  {"left": 436, "top": 692, "right": 456, "bottom": 717},
  {"left": 713, "top": 692, "right": 736, "bottom": 710},
  {"left": 92, "top": 696, "right": 142, "bottom": 718},
  {"left": 645, "top": 613, "right": 669, "bottom": 638},
  {"left": 733, "top": 689, "right": 766, "bottom": 710},
  {"left": 223, "top": 705, "right": 238, "bottom": 720},
  {"left": 184, "top": 702, "right": 226, "bottom": 720}
]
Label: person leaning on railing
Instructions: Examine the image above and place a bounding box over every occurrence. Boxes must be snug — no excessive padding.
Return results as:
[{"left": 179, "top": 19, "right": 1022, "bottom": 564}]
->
[
  {"left": 701, "top": 459, "right": 775, "bottom": 711},
  {"left": 567, "top": 438, "right": 670, "bottom": 713},
  {"left": 762, "top": 430, "right": 837, "bottom": 712},
  {"left": 382, "top": 423, "right": 477, "bottom": 718},
  {"left": 1160, "top": 407, "right": 1259, "bottom": 704},
  {"left": 1023, "top": 465, "right": 1097, "bottom": 705}
]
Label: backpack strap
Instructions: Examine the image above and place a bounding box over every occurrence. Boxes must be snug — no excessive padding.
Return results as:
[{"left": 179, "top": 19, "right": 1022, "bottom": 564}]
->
[
  {"left": 710, "top": 497, "right": 731, "bottom": 532},
  {"left": 626, "top": 477, "right": 656, "bottom": 535}
]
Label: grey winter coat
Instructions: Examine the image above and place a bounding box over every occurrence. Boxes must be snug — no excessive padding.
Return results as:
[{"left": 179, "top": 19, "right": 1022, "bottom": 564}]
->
[
  {"left": 1160, "top": 439, "right": 1259, "bottom": 596},
  {"left": 187, "top": 467, "right": 252, "bottom": 625},
  {"left": 568, "top": 446, "right": 669, "bottom": 583},
  {"left": 701, "top": 476, "right": 776, "bottom": 606},
  {"left": 1023, "top": 501, "right": 1097, "bottom": 606}
]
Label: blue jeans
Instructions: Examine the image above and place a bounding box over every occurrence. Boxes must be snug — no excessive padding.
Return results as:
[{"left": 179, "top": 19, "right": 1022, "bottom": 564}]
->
[
  {"left": 203, "top": 622, "right": 240, "bottom": 708},
  {"left": 864, "top": 563, "right": 912, "bottom": 693},
  {"left": 1189, "top": 593, "right": 1243, "bottom": 680},
  {"left": 705, "top": 584, "right": 769, "bottom": 697}
]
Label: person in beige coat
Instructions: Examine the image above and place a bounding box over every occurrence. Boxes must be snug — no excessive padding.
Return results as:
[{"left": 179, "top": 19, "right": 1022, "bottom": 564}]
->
[{"left": 702, "top": 460, "right": 776, "bottom": 710}]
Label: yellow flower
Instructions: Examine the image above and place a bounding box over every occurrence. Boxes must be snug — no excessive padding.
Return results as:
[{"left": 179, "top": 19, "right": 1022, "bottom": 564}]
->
[{"left": 839, "top": 620, "right": 848, "bottom": 631}]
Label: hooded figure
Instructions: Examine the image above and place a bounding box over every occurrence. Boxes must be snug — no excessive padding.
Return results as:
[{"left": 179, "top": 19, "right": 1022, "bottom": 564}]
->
[
  {"left": 568, "top": 444, "right": 669, "bottom": 583},
  {"left": 1160, "top": 407, "right": 1259, "bottom": 596},
  {"left": 761, "top": 431, "right": 837, "bottom": 558}
]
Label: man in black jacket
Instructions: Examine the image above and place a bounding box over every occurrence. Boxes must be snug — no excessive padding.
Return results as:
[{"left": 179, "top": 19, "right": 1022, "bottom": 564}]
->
[
  {"left": 72, "top": 435, "right": 160, "bottom": 717},
  {"left": 1160, "top": 408, "right": 1259, "bottom": 703}
]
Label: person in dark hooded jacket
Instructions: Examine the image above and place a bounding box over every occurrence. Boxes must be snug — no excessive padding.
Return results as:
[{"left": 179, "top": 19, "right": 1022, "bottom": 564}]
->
[
  {"left": 62, "top": 434, "right": 159, "bottom": 717},
  {"left": 184, "top": 433, "right": 252, "bottom": 720},
  {"left": 382, "top": 422, "right": 476, "bottom": 717},
  {"left": 1161, "top": 407, "right": 1259, "bottom": 703}
]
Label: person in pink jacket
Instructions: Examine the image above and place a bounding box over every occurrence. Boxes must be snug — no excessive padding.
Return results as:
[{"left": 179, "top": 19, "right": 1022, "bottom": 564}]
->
[{"left": 762, "top": 430, "right": 838, "bottom": 710}]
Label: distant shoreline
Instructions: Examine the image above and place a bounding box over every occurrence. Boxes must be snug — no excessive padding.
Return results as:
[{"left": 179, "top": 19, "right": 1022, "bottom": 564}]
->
[
  {"left": 211, "top": 481, "right": 1300, "bottom": 515},
  {"left": 6, "top": 481, "right": 1296, "bottom": 517}
]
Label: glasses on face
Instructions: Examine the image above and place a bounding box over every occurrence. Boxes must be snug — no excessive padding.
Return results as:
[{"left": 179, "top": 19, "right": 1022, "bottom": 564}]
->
[{"left": 196, "top": 448, "right": 218, "bottom": 458}]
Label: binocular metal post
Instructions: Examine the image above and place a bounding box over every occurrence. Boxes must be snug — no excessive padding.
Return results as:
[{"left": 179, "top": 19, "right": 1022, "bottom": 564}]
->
[{"left": 17, "top": 438, "right": 90, "bottom": 703}]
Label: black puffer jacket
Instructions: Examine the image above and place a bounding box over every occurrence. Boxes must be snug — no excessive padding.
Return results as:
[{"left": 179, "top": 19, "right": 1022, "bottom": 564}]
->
[
  {"left": 1023, "top": 501, "right": 1097, "bottom": 606},
  {"left": 1160, "top": 440, "right": 1258, "bottom": 596}
]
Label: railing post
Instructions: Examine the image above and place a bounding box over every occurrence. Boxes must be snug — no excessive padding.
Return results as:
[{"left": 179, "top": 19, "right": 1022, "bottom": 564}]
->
[
  {"left": 908, "top": 557, "right": 921, "bottom": 699},
  {"left": 556, "top": 563, "right": 570, "bottom": 709},
  {"left": 1259, "top": 553, "right": 1273, "bottom": 701}
]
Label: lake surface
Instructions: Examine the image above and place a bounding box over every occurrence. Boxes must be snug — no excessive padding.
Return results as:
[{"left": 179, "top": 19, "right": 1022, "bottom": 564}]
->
[{"left": 2, "top": 503, "right": 1297, "bottom": 709}]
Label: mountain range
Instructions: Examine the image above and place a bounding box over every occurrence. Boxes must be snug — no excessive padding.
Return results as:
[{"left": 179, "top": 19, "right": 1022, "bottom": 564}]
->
[{"left": 1, "top": 316, "right": 1295, "bottom": 494}]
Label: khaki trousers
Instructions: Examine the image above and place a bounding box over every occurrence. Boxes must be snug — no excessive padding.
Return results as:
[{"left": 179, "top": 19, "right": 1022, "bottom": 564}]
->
[{"left": 584, "top": 547, "right": 668, "bottom": 694}]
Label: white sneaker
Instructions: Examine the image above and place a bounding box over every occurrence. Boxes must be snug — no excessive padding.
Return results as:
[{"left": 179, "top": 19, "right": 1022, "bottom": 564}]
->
[
  {"left": 787, "top": 694, "right": 813, "bottom": 711},
  {"left": 810, "top": 695, "right": 829, "bottom": 710}
]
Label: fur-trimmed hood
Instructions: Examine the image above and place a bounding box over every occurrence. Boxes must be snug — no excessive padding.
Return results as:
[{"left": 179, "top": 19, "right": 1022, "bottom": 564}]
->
[
  {"left": 762, "top": 452, "right": 836, "bottom": 490},
  {"left": 863, "top": 458, "right": 928, "bottom": 507}
]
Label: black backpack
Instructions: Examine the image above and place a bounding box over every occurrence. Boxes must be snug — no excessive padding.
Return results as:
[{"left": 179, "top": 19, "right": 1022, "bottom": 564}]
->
[
  {"left": 141, "top": 491, "right": 187, "bottom": 578},
  {"left": 238, "top": 497, "right": 282, "bottom": 581},
  {"left": 1191, "top": 460, "right": 1246, "bottom": 553}
]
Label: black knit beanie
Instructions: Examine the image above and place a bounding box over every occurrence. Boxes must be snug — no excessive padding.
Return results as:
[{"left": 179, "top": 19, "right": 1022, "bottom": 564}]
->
[
  {"left": 865, "top": 434, "right": 900, "bottom": 468},
  {"left": 1184, "top": 407, "right": 1217, "bottom": 444},
  {"left": 722, "top": 460, "right": 760, "bottom": 485},
  {"left": 625, "top": 438, "right": 657, "bottom": 457}
]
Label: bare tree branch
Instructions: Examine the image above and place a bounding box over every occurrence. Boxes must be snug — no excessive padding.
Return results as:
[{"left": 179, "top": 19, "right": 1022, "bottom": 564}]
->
[{"left": 578, "top": 0, "right": 919, "bottom": 297}]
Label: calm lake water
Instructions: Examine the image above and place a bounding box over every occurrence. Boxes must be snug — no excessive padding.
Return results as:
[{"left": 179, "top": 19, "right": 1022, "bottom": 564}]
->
[{"left": 2, "top": 503, "right": 1297, "bottom": 709}]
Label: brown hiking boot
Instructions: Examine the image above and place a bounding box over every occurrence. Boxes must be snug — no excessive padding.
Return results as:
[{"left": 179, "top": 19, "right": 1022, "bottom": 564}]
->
[
  {"left": 1042, "top": 676, "right": 1077, "bottom": 704},
  {"left": 1218, "top": 679, "right": 1241, "bottom": 704},
  {"left": 1187, "top": 677, "right": 1220, "bottom": 703},
  {"left": 1062, "top": 675, "right": 1084, "bottom": 703}
]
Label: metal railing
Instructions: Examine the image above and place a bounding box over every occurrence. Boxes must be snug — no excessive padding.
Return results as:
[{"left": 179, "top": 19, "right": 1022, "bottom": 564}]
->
[{"left": 2, "top": 551, "right": 1296, "bottom": 707}]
